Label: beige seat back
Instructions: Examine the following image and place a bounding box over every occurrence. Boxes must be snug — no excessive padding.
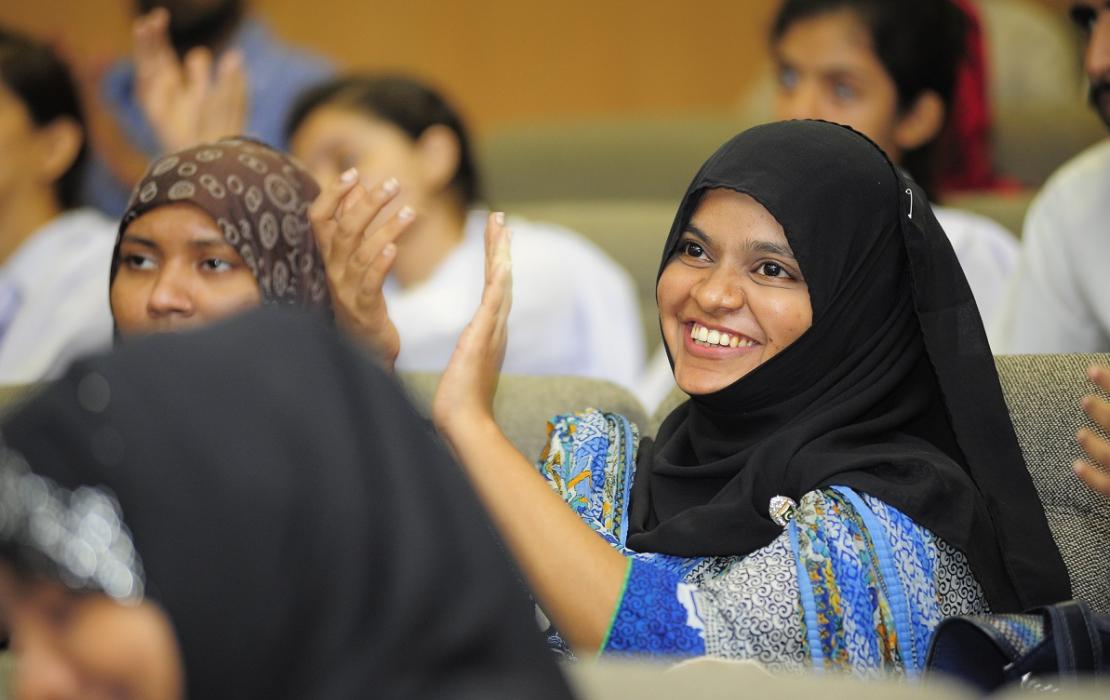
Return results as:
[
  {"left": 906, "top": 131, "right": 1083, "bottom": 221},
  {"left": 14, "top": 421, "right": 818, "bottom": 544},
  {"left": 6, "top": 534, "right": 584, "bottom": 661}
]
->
[{"left": 400, "top": 373, "right": 649, "bottom": 464}]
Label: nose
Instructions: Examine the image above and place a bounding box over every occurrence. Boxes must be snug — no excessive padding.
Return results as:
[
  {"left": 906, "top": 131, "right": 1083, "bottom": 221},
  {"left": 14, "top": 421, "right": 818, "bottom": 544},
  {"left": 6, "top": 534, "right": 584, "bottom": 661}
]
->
[
  {"left": 146, "top": 267, "right": 195, "bottom": 319},
  {"left": 692, "top": 265, "right": 745, "bottom": 314},
  {"left": 1086, "top": 10, "right": 1110, "bottom": 82}
]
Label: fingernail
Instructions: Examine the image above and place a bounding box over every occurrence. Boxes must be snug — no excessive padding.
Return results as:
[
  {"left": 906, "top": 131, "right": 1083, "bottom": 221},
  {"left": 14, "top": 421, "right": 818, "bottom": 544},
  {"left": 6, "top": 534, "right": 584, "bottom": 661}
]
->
[
  {"left": 398, "top": 205, "right": 414, "bottom": 221},
  {"left": 1082, "top": 396, "right": 1092, "bottom": 411},
  {"left": 382, "top": 177, "right": 399, "bottom": 195},
  {"left": 494, "top": 212, "right": 505, "bottom": 225},
  {"left": 1074, "top": 460, "right": 1085, "bottom": 474},
  {"left": 1089, "top": 366, "right": 1102, "bottom": 382},
  {"left": 340, "top": 168, "right": 358, "bottom": 184},
  {"left": 383, "top": 243, "right": 397, "bottom": 258}
]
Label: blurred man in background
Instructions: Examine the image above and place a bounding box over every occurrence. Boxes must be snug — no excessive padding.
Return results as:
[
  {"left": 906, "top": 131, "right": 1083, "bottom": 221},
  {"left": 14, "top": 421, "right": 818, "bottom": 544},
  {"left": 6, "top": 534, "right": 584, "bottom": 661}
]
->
[
  {"left": 993, "top": 2, "right": 1110, "bottom": 354},
  {"left": 81, "top": 0, "right": 332, "bottom": 215}
]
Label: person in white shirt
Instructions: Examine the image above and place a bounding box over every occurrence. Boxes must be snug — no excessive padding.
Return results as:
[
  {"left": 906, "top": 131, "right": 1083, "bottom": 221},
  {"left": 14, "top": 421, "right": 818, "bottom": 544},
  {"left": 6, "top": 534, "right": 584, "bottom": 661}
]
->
[
  {"left": 992, "top": 1, "right": 1110, "bottom": 353},
  {"left": 0, "top": 27, "right": 115, "bottom": 383},
  {"left": 287, "top": 75, "right": 644, "bottom": 389}
]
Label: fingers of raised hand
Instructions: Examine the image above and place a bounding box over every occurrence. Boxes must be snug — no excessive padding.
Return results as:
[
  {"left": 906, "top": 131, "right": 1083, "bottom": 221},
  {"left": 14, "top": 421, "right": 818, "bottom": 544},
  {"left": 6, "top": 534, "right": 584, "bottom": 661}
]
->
[
  {"left": 1088, "top": 364, "right": 1110, "bottom": 394},
  {"left": 336, "top": 177, "right": 400, "bottom": 241},
  {"left": 1077, "top": 426, "right": 1110, "bottom": 470},
  {"left": 350, "top": 205, "right": 412, "bottom": 278},
  {"left": 309, "top": 169, "right": 362, "bottom": 258},
  {"left": 1074, "top": 459, "right": 1110, "bottom": 497},
  {"left": 1082, "top": 392, "right": 1110, "bottom": 435}
]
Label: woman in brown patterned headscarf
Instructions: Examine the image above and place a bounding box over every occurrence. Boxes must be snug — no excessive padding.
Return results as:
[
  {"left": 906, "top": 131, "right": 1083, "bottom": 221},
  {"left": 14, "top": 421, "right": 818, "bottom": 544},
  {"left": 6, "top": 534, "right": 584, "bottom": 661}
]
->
[{"left": 110, "top": 137, "right": 329, "bottom": 335}]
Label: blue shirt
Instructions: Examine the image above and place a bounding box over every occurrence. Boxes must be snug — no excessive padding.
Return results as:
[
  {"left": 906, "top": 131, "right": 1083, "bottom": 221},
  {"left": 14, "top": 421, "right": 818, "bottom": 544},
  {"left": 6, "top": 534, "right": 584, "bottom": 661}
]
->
[{"left": 83, "top": 18, "right": 333, "bottom": 216}]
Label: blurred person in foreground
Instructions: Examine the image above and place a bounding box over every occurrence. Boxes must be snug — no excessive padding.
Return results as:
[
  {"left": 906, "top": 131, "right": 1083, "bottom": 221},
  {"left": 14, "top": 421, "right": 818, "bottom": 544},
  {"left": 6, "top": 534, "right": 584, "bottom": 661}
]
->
[
  {"left": 0, "top": 308, "right": 573, "bottom": 700},
  {"left": 0, "top": 27, "right": 115, "bottom": 383},
  {"left": 992, "top": 3, "right": 1110, "bottom": 354},
  {"left": 81, "top": 0, "right": 331, "bottom": 216}
]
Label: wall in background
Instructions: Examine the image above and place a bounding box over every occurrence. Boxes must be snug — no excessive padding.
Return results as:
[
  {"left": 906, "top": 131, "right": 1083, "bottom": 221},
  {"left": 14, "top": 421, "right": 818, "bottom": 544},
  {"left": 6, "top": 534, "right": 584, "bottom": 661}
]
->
[{"left": 0, "top": 0, "right": 782, "bottom": 133}]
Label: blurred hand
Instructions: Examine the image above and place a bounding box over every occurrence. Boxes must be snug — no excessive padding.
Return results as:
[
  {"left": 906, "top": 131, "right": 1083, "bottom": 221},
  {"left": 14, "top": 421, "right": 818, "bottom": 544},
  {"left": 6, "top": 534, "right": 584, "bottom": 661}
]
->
[
  {"left": 432, "top": 212, "right": 512, "bottom": 440},
  {"left": 133, "top": 8, "right": 247, "bottom": 152},
  {"left": 309, "top": 169, "right": 412, "bottom": 371},
  {"left": 1075, "top": 364, "right": 1110, "bottom": 497}
]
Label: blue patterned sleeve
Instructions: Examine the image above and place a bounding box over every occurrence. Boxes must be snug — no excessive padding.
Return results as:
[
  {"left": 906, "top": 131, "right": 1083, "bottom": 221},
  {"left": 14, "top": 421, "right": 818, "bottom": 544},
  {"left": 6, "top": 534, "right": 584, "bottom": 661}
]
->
[{"left": 602, "top": 557, "right": 708, "bottom": 657}]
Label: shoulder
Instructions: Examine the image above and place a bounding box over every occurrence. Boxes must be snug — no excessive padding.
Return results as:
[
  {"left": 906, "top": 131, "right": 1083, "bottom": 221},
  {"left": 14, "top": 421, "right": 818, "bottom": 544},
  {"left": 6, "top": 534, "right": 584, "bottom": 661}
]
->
[
  {"left": 1028, "top": 140, "right": 1110, "bottom": 226},
  {"left": 237, "top": 18, "right": 333, "bottom": 73},
  {"left": 542, "top": 408, "right": 638, "bottom": 451}
]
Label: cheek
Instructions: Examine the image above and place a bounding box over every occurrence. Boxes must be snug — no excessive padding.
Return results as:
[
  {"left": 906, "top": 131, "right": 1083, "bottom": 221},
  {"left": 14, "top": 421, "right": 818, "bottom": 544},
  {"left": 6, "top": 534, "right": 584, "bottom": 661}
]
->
[
  {"left": 109, "top": 276, "right": 147, "bottom": 326},
  {"left": 762, "top": 294, "right": 813, "bottom": 348},
  {"left": 197, "top": 274, "right": 263, "bottom": 317}
]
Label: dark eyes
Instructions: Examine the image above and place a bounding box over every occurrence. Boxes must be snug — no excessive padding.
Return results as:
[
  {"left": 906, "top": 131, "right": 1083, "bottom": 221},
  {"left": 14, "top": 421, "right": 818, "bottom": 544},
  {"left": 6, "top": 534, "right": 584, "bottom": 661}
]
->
[
  {"left": 201, "top": 258, "right": 234, "bottom": 272},
  {"left": 777, "top": 66, "right": 798, "bottom": 90},
  {"left": 677, "top": 240, "right": 706, "bottom": 259},
  {"left": 1070, "top": 5, "right": 1098, "bottom": 33},
  {"left": 758, "top": 262, "right": 789, "bottom": 278}
]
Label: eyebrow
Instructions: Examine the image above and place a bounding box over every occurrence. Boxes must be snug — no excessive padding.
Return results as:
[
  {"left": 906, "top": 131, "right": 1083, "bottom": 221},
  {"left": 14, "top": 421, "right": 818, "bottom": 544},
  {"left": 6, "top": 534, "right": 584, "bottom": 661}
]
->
[
  {"left": 684, "top": 223, "right": 797, "bottom": 259},
  {"left": 120, "top": 233, "right": 233, "bottom": 250}
]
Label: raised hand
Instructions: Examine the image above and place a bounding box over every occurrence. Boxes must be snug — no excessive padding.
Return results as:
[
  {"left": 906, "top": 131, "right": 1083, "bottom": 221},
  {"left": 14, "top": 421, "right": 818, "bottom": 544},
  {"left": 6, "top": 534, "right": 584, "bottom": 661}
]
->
[
  {"left": 432, "top": 212, "right": 512, "bottom": 441},
  {"left": 308, "top": 169, "right": 413, "bottom": 370},
  {"left": 133, "top": 8, "right": 247, "bottom": 152},
  {"left": 1075, "top": 364, "right": 1110, "bottom": 497}
]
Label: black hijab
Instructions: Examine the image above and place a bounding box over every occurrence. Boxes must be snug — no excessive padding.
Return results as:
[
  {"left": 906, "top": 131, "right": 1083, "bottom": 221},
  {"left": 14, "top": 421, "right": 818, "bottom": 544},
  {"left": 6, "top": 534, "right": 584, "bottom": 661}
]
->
[
  {"left": 0, "top": 308, "right": 572, "bottom": 700},
  {"left": 629, "top": 120, "right": 1069, "bottom": 613}
]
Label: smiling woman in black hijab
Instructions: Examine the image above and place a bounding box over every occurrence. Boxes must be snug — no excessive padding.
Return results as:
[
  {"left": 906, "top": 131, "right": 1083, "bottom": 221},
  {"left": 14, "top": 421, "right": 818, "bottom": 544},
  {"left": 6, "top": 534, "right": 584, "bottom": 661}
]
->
[
  {"left": 0, "top": 309, "right": 572, "bottom": 699},
  {"left": 426, "top": 120, "right": 1070, "bottom": 673}
]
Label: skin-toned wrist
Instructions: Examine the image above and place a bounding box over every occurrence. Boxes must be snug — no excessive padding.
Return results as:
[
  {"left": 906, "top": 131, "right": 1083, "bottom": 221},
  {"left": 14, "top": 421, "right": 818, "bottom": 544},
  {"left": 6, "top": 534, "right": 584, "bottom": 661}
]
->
[{"left": 437, "top": 410, "right": 502, "bottom": 465}]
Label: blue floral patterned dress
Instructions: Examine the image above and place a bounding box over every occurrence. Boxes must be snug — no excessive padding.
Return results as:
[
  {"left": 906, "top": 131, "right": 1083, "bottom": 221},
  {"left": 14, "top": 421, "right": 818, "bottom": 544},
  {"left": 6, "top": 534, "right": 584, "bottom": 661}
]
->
[{"left": 535, "top": 409, "right": 990, "bottom": 676}]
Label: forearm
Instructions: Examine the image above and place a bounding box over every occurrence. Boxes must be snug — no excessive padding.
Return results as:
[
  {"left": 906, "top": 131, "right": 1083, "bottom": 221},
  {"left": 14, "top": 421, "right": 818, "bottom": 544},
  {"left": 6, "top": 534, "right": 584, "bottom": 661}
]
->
[{"left": 444, "top": 416, "right": 628, "bottom": 652}]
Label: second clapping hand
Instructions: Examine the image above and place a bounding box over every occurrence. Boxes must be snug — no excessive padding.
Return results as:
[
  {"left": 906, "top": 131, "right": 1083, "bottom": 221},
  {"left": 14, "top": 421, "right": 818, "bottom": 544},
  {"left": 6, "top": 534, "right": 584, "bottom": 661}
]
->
[
  {"left": 430, "top": 215, "right": 627, "bottom": 653},
  {"left": 432, "top": 212, "right": 512, "bottom": 438},
  {"left": 308, "top": 168, "right": 415, "bottom": 371}
]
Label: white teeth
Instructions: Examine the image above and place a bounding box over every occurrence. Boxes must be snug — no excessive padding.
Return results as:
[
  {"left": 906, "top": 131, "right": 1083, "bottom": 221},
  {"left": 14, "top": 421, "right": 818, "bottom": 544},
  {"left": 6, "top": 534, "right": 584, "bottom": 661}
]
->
[{"left": 689, "top": 323, "right": 757, "bottom": 348}]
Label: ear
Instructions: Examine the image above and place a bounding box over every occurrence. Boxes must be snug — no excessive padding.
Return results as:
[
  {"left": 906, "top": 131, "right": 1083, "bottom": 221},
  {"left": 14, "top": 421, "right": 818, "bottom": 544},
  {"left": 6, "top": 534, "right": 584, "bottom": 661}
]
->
[
  {"left": 892, "top": 90, "right": 946, "bottom": 153},
  {"left": 414, "top": 124, "right": 461, "bottom": 194},
  {"left": 34, "top": 116, "right": 84, "bottom": 188}
]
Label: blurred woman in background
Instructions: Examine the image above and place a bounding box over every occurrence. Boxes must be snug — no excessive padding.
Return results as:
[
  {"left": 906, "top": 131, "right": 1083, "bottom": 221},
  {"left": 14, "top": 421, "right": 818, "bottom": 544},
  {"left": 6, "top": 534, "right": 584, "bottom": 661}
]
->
[
  {"left": 286, "top": 75, "right": 645, "bottom": 389},
  {"left": 0, "top": 27, "right": 116, "bottom": 382}
]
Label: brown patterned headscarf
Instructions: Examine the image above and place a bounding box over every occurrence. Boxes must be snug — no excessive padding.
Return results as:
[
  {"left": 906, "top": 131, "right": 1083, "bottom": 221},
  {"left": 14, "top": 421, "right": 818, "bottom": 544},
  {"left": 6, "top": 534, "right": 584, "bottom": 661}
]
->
[{"left": 113, "top": 137, "right": 330, "bottom": 308}]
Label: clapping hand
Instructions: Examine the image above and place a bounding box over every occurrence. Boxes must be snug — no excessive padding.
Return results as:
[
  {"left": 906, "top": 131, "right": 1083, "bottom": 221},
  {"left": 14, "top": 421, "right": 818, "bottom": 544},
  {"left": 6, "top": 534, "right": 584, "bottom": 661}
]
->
[
  {"left": 133, "top": 8, "right": 247, "bottom": 152},
  {"left": 308, "top": 169, "right": 414, "bottom": 371},
  {"left": 432, "top": 212, "right": 512, "bottom": 441},
  {"left": 1075, "top": 365, "right": 1110, "bottom": 497}
]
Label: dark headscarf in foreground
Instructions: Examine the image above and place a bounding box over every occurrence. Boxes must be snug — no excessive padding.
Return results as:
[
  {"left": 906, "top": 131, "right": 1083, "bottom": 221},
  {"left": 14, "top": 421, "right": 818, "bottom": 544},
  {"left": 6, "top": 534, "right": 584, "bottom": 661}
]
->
[
  {"left": 113, "top": 137, "right": 329, "bottom": 307},
  {"left": 629, "top": 120, "right": 1069, "bottom": 613},
  {"left": 0, "top": 309, "right": 571, "bottom": 700}
]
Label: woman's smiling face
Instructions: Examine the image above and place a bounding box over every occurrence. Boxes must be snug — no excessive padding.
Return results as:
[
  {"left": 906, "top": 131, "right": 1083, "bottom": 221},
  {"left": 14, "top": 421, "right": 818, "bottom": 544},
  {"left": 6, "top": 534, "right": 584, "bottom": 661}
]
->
[{"left": 657, "top": 188, "right": 813, "bottom": 396}]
